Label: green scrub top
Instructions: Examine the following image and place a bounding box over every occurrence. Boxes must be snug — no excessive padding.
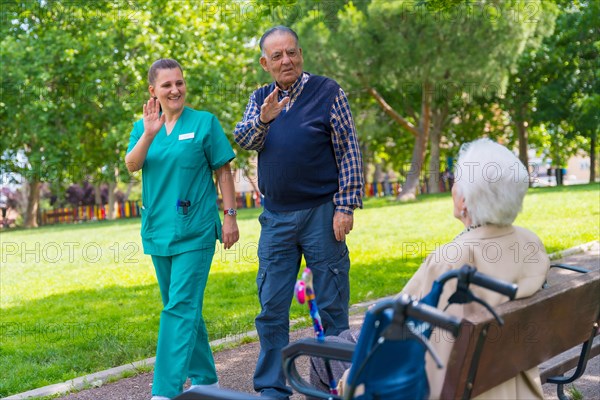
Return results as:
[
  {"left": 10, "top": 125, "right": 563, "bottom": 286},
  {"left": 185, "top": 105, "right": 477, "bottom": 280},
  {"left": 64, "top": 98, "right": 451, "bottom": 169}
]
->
[{"left": 127, "top": 107, "right": 235, "bottom": 256}]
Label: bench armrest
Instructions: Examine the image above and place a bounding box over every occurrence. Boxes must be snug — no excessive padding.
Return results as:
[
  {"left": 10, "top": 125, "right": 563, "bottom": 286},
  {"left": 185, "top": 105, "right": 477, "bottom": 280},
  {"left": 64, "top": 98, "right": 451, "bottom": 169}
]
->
[
  {"left": 282, "top": 338, "right": 355, "bottom": 400},
  {"left": 550, "top": 264, "right": 590, "bottom": 274}
]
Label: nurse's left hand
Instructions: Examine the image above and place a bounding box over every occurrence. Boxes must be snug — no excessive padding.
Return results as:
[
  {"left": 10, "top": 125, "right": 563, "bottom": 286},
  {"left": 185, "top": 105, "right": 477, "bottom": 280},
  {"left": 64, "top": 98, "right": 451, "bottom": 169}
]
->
[{"left": 222, "top": 217, "right": 239, "bottom": 249}]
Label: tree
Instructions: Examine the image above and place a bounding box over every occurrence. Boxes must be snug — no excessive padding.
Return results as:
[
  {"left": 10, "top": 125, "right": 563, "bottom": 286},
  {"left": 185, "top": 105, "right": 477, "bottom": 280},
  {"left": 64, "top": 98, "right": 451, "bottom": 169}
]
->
[
  {"left": 297, "top": 0, "right": 549, "bottom": 199},
  {"left": 0, "top": 1, "right": 277, "bottom": 226},
  {"left": 532, "top": 1, "right": 599, "bottom": 183},
  {"left": 575, "top": 95, "right": 600, "bottom": 182},
  {"left": 499, "top": 2, "right": 558, "bottom": 171},
  {"left": 0, "top": 2, "right": 150, "bottom": 226}
]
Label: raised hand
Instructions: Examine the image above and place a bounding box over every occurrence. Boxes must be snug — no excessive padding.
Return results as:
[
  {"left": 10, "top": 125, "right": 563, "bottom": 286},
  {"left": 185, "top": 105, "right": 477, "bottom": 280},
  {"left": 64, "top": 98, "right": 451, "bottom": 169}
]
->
[
  {"left": 260, "top": 87, "right": 290, "bottom": 124},
  {"left": 143, "top": 97, "right": 166, "bottom": 138}
]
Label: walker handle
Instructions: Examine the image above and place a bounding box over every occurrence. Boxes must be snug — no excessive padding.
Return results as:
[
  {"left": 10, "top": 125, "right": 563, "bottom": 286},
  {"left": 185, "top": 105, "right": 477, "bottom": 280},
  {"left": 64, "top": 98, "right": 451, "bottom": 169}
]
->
[{"left": 469, "top": 267, "right": 518, "bottom": 300}]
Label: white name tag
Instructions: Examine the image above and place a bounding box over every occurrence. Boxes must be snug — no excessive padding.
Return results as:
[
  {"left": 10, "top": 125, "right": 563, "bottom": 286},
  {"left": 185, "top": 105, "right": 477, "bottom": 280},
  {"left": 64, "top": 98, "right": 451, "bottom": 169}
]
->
[{"left": 179, "top": 132, "right": 195, "bottom": 140}]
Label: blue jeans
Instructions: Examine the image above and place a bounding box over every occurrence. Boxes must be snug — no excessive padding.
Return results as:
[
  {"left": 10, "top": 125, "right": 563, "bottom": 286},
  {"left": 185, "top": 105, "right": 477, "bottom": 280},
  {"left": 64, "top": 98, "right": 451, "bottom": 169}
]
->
[{"left": 253, "top": 201, "right": 350, "bottom": 398}]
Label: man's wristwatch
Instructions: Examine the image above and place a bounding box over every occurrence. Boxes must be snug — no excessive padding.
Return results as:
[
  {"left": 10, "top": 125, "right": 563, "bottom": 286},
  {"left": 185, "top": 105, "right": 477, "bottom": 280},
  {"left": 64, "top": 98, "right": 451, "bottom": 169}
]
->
[{"left": 224, "top": 208, "right": 237, "bottom": 217}]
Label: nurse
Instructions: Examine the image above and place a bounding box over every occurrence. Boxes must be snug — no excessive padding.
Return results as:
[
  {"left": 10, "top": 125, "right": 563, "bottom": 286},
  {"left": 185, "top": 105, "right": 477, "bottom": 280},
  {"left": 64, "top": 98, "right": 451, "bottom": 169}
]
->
[{"left": 125, "top": 58, "right": 239, "bottom": 400}]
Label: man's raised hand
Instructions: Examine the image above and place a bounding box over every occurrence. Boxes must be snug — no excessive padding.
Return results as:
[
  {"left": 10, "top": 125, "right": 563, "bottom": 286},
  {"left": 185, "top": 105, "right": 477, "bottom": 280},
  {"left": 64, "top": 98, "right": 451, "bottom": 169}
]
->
[{"left": 259, "top": 87, "right": 290, "bottom": 124}]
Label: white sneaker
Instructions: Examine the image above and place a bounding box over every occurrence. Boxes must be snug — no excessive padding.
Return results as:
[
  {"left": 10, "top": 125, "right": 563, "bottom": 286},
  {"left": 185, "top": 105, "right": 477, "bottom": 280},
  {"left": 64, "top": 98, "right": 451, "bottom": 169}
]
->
[
  {"left": 151, "top": 396, "right": 171, "bottom": 400},
  {"left": 187, "top": 382, "right": 220, "bottom": 391}
]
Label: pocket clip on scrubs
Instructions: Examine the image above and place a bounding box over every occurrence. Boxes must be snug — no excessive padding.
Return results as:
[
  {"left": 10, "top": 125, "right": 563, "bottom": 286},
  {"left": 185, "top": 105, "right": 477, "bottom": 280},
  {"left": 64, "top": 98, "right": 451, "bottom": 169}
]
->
[{"left": 177, "top": 199, "right": 191, "bottom": 215}]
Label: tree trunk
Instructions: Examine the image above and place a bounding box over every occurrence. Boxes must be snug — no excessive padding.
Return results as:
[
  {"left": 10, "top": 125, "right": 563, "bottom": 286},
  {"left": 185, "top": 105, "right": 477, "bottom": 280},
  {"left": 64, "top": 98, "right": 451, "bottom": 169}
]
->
[
  {"left": 554, "top": 144, "right": 563, "bottom": 186},
  {"left": 245, "top": 166, "right": 261, "bottom": 194},
  {"left": 516, "top": 104, "right": 529, "bottom": 173},
  {"left": 361, "top": 141, "right": 370, "bottom": 191},
  {"left": 373, "top": 162, "right": 383, "bottom": 193},
  {"left": 94, "top": 184, "right": 102, "bottom": 206},
  {"left": 123, "top": 180, "right": 134, "bottom": 202},
  {"left": 367, "top": 87, "right": 418, "bottom": 138},
  {"left": 398, "top": 83, "right": 432, "bottom": 201},
  {"left": 400, "top": 132, "right": 428, "bottom": 200},
  {"left": 24, "top": 178, "right": 40, "bottom": 228},
  {"left": 427, "top": 106, "right": 447, "bottom": 194},
  {"left": 107, "top": 166, "right": 119, "bottom": 219},
  {"left": 590, "top": 131, "right": 597, "bottom": 184},
  {"left": 108, "top": 182, "right": 117, "bottom": 219}
]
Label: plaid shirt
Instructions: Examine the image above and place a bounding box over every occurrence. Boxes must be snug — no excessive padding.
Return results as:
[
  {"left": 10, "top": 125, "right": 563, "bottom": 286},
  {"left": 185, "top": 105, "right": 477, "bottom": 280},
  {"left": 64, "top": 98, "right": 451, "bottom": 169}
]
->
[{"left": 234, "top": 72, "right": 364, "bottom": 214}]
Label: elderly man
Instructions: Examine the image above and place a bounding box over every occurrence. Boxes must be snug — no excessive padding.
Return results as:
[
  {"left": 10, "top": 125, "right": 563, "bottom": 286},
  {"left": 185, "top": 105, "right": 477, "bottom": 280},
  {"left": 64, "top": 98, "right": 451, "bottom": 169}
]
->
[{"left": 234, "top": 26, "right": 364, "bottom": 398}]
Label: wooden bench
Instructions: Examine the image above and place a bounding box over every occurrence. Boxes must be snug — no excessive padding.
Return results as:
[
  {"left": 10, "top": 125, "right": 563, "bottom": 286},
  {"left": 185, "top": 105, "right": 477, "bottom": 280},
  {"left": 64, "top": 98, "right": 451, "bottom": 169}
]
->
[
  {"left": 441, "top": 268, "right": 600, "bottom": 399},
  {"left": 178, "top": 268, "right": 600, "bottom": 400}
]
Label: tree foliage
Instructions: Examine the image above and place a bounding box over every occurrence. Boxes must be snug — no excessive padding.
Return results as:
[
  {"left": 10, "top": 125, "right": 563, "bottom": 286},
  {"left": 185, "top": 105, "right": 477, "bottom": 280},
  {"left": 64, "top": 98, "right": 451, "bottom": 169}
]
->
[
  {"left": 1, "top": 0, "right": 595, "bottom": 228},
  {"left": 533, "top": 1, "right": 599, "bottom": 181},
  {"left": 295, "top": 0, "right": 552, "bottom": 198},
  {"left": 1, "top": 0, "right": 278, "bottom": 225}
]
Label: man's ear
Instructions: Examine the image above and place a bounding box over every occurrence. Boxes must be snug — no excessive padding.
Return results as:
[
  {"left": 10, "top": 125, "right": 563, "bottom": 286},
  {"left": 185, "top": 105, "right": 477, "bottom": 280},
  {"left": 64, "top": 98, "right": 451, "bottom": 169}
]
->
[{"left": 259, "top": 56, "right": 268, "bottom": 72}]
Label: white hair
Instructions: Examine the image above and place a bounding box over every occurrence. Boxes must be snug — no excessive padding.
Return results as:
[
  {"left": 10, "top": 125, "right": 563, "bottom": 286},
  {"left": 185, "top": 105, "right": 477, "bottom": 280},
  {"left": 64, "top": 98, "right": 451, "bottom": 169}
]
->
[{"left": 454, "top": 138, "right": 529, "bottom": 226}]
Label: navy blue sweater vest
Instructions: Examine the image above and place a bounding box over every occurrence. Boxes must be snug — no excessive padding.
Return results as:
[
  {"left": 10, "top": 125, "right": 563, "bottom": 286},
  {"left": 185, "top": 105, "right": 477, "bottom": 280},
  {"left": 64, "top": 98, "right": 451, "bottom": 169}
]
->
[{"left": 255, "top": 75, "right": 340, "bottom": 211}]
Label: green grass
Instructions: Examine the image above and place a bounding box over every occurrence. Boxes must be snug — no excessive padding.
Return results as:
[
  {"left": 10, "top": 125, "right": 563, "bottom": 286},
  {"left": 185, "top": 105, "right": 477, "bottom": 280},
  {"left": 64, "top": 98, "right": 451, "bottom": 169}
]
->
[
  {"left": 567, "top": 385, "right": 583, "bottom": 400},
  {"left": 1, "top": 183, "right": 598, "bottom": 397}
]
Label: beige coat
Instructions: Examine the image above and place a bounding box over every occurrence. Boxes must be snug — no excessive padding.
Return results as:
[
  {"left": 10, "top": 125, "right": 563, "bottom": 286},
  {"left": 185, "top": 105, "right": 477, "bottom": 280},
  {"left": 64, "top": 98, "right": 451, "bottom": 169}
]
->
[{"left": 402, "top": 224, "right": 550, "bottom": 400}]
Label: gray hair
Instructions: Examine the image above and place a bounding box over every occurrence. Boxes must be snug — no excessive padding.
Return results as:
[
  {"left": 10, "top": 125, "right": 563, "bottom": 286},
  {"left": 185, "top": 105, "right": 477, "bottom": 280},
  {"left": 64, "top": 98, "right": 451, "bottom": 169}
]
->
[
  {"left": 453, "top": 138, "right": 529, "bottom": 226},
  {"left": 148, "top": 58, "right": 183, "bottom": 85},
  {"left": 259, "top": 25, "right": 299, "bottom": 55}
]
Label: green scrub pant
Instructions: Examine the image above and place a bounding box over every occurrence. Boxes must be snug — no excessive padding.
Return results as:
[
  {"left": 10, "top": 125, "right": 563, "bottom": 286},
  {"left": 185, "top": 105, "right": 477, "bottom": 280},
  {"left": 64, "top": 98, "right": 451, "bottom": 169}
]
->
[{"left": 151, "top": 247, "right": 218, "bottom": 398}]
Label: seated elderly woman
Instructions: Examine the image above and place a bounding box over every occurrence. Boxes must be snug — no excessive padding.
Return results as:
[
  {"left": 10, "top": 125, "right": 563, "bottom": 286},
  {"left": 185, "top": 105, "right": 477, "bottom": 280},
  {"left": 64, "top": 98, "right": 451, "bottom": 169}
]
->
[{"left": 310, "top": 138, "right": 550, "bottom": 399}]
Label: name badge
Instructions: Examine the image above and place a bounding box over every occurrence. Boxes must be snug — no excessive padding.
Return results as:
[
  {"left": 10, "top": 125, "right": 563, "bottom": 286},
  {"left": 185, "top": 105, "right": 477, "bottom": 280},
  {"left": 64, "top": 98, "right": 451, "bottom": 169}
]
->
[{"left": 179, "top": 132, "right": 195, "bottom": 140}]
